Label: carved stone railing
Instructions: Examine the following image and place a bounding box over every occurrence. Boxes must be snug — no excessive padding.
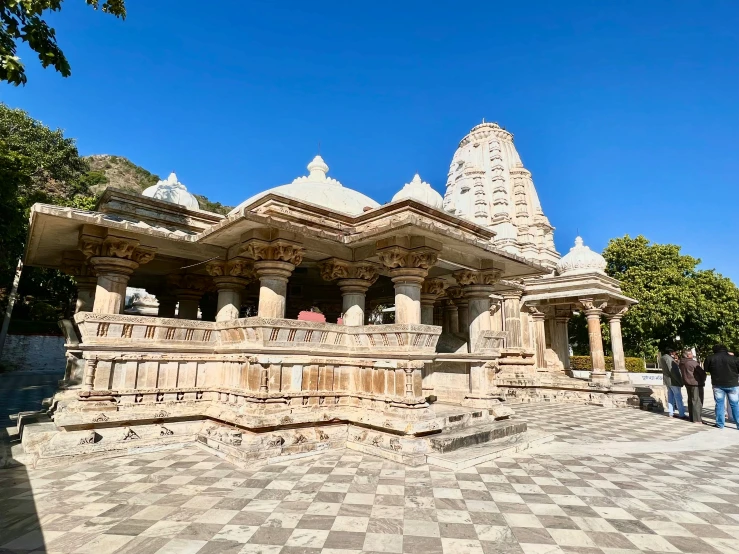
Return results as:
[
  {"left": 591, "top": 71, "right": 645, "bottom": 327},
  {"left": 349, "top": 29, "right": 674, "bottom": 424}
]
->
[
  {"left": 74, "top": 313, "right": 441, "bottom": 355},
  {"left": 473, "top": 331, "right": 506, "bottom": 353}
]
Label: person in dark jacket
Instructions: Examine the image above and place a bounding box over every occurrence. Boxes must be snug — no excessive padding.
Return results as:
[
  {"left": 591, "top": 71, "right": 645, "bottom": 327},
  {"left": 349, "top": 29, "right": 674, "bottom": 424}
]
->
[
  {"left": 704, "top": 344, "right": 739, "bottom": 429},
  {"left": 659, "top": 349, "right": 685, "bottom": 418},
  {"left": 679, "top": 351, "right": 704, "bottom": 424}
]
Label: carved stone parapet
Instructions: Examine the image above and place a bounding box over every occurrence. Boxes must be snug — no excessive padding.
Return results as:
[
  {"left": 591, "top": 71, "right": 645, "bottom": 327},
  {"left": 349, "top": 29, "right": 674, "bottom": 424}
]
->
[
  {"left": 318, "top": 259, "right": 379, "bottom": 285},
  {"left": 241, "top": 238, "right": 304, "bottom": 266}
]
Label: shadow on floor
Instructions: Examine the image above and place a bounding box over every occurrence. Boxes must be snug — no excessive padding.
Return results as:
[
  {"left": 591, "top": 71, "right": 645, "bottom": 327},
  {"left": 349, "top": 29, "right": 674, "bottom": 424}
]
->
[{"left": 0, "top": 369, "right": 64, "bottom": 552}]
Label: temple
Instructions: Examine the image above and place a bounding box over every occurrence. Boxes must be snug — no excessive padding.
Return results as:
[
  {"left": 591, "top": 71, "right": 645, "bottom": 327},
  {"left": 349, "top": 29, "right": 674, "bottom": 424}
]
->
[{"left": 19, "top": 122, "right": 638, "bottom": 469}]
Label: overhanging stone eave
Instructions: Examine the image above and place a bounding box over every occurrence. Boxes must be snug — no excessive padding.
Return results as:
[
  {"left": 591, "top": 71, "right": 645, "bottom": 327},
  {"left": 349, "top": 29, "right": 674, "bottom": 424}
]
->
[
  {"left": 522, "top": 289, "right": 637, "bottom": 306},
  {"left": 97, "top": 188, "right": 225, "bottom": 220},
  {"left": 24, "top": 203, "right": 226, "bottom": 268}
]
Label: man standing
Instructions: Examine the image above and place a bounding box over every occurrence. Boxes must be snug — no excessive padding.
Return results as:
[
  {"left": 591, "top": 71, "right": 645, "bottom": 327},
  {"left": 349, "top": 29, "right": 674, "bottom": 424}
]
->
[
  {"left": 660, "top": 348, "right": 685, "bottom": 418},
  {"left": 704, "top": 345, "right": 739, "bottom": 429},
  {"left": 679, "top": 350, "right": 703, "bottom": 424}
]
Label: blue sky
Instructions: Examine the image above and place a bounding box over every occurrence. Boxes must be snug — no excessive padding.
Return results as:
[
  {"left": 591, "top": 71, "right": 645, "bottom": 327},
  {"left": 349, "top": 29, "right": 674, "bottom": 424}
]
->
[{"left": 3, "top": 1, "right": 738, "bottom": 281}]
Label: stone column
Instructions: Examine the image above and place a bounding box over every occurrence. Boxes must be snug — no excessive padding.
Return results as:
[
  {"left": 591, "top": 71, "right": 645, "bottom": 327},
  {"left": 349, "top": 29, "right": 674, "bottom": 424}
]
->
[
  {"left": 607, "top": 307, "right": 629, "bottom": 384},
  {"left": 490, "top": 299, "right": 503, "bottom": 332},
  {"left": 78, "top": 234, "right": 156, "bottom": 315},
  {"left": 319, "top": 259, "right": 380, "bottom": 326},
  {"left": 242, "top": 238, "right": 304, "bottom": 319},
  {"left": 433, "top": 300, "right": 444, "bottom": 326},
  {"left": 206, "top": 258, "right": 254, "bottom": 322},
  {"left": 581, "top": 299, "right": 608, "bottom": 385},
  {"left": 443, "top": 298, "right": 459, "bottom": 334},
  {"left": 528, "top": 306, "right": 547, "bottom": 370},
  {"left": 554, "top": 313, "right": 571, "bottom": 370},
  {"left": 157, "top": 294, "right": 177, "bottom": 318},
  {"left": 167, "top": 275, "right": 209, "bottom": 320},
  {"left": 420, "top": 279, "right": 444, "bottom": 325},
  {"left": 377, "top": 245, "right": 438, "bottom": 325},
  {"left": 62, "top": 253, "right": 97, "bottom": 313},
  {"left": 455, "top": 269, "right": 501, "bottom": 351},
  {"left": 501, "top": 290, "right": 524, "bottom": 348}
]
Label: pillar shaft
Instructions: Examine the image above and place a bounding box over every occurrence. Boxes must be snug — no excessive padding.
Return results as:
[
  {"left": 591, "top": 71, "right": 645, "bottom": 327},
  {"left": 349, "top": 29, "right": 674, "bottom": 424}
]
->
[
  {"left": 608, "top": 308, "right": 629, "bottom": 383},
  {"left": 529, "top": 308, "right": 547, "bottom": 370},
  {"left": 89, "top": 258, "right": 138, "bottom": 314},
  {"left": 157, "top": 295, "right": 177, "bottom": 318},
  {"left": 338, "top": 279, "right": 371, "bottom": 326},
  {"left": 466, "top": 287, "right": 493, "bottom": 352},
  {"left": 502, "top": 291, "right": 523, "bottom": 348},
  {"left": 214, "top": 276, "right": 248, "bottom": 322},
  {"left": 581, "top": 299, "right": 608, "bottom": 384},
  {"left": 390, "top": 268, "right": 426, "bottom": 325},
  {"left": 444, "top": 301, "right": 459, "bottom": 334},
  {"left": 457, "top": 301, "right": 470, "bottom": 333},
  {"left": 554, "top": 316, "right": 570, "bottom": 369},
  {"left": 177, "top": 291, "right": 203, "bottom": 320},
  {"left": 74, "top": 276, "right": 97, "bottom": 313},
  {"left": 254, "top": 261, "right": 293, "bottom": 319}
]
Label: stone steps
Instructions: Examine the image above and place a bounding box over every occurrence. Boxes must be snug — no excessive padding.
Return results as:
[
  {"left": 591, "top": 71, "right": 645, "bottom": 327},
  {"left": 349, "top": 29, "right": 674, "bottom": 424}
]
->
[
  {"left": 426, "top": 430, "right": 554, "bottom": 470},
  {"left": 426, "top": 419, "right": 528, "bottom": 453}
]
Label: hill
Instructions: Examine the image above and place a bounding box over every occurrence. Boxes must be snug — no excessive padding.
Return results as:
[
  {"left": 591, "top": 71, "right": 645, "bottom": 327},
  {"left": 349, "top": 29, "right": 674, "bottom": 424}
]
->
[{"left": 84, "top": 155, "right": 232, "bottom": 215}]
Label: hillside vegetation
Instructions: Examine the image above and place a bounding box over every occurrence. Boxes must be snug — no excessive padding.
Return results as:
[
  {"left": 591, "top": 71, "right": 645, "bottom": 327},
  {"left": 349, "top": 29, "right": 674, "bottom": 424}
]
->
[{"left": 85, "top": 154, "right": 232, "bottom": 215}]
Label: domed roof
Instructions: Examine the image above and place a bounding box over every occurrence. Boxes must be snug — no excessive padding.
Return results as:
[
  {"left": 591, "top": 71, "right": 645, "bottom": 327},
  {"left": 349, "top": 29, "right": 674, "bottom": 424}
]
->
[
  {"left": 230, "top": 156, "right": 380, "bottom": 217},
  {"left": 142, "top": 172, "right": 199, "bottom": 210},
  {"left": 556, "top": 236, "right": 607, "bottom": 275},
  {"left": 391, "top": 174, "right": 443, "bottom": 209}
]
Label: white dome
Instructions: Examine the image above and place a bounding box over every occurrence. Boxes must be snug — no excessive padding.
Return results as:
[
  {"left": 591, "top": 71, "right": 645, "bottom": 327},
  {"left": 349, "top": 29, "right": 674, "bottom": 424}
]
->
[
  {"left": 556, "top": 236, "right": 607, "bottom": 275},
  {"left": 392, "top": 174, "right": 443, "bottom": 209},
  {"left": 142, "top": 172, "right": 199, "bottom": 210},
  {"left": 230, "top": 156, "right": 380, "bottom": 217}
]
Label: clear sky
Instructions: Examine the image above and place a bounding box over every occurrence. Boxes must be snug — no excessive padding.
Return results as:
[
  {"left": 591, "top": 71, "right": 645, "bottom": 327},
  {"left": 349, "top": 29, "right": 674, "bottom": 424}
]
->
[{"left": 2, "top": 1, "right": 738, "bottom": 280}]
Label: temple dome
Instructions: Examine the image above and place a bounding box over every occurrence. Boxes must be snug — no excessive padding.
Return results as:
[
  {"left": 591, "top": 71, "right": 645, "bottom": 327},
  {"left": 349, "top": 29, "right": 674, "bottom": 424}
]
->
[
  {"left": 556, "top": 236, "right": 607, "bottom": 275},
  {"left": 230, "top": 155, "right": 380, "bottom": 216},
  {"left": 391, "top": 174, "right": 443, "bottom": 209},
  {"left": 142, "top": 172, "right": 199, "bottom": 210}
]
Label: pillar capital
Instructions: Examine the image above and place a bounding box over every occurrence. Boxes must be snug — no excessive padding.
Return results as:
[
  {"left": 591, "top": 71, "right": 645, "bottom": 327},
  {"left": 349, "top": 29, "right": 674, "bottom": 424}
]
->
[
  {"left": 376, "top": 245, "right": 438, "bottom": 272},
  {"left": 527, "top": 305, "right": 547, "bottom": 321},
  {"left": 453, "top": 268, "right": 502, "bottom": 287},
  {"left": 318, "top": 258, "right": 379, "bottom": 287},
  {"left": 240, "top": 238, "right": 304, "bottom": 267},
  {"left": 79, "top": 233, "right": 157, "bottom": 266},
  {"left": 500, "top": 288, "right": 524, "bottom": 301},
  {"left": 579, "top": 298, "right": 607, "bottom": 318},
  {"left": 445, "top": 286, "right": 464, "bottom": 302},
  {"left": 420, "top": 278, "right": 445, "bottom": 304},
  {"left": 206, "top": 257, "right": 255, "bottom": 280},
  {"left": 605, "top": 305, "right": 629, "bottom": 321}
]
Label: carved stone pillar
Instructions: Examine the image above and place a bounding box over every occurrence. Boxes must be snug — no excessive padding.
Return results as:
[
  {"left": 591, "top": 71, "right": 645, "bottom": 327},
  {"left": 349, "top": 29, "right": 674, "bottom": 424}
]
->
[
  {"left": 377, "top": 245, "right": 438, "bottom": 325},
  {"left": 554, "top": 313, "right": 571, "bottom": 370},
  {"left": 490, "top": 300, "right": 503, "bottom": 333},
  {"left": 607, "top": 306, "right": 629, "bottom": 384},
  {"left": 242, "top": 238, "right": 304, "bottom": 319},
  {"left": 581, "top": 299, "right": 608, "bottom": 385},
  {"left": 455, "top": 269, "right": 501, "bottom": 351},
  {"left": 319, "top": 259, "right": 380, "bottom": 326},
  {"left": 206, "top": 258, "right": 255, "bottom": 322},
  {"left": 420, "top": 278, "right": 445, "bottom": 325},
  {"left": 169, "top": 274, "right": 209, "bottom": 320},
  {"left": 79, "top": 234, "right": 156, "bottom": 315},
  {"left": 433, "top": 300, "right": 444, "bottom": 327},
  {"left": 444, "top": 287, "right": 463, "bottom": 334},
  {"left": 157, "top": 294, "right": 177, "bottom": 318},
  {"left": 528, "top": 306, "right": 547, "bottom": 370},
  {"left": 61, "top": 253, "right": 97, "bottom": 313},
  {"left": 501, "top": 290, "right": 524, "bottom": 348}
]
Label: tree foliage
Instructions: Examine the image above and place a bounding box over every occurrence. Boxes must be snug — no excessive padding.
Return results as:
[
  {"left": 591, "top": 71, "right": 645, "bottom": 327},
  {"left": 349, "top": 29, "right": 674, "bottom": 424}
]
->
[
  {"left": 1, "top": 1, "right": 126, "bottom": 86},
  {"left": 0, "top": 103, "right": 92, "bottom": 318},
  {"left": 603, "top": 235, "right": 739, "bottom": 358}
]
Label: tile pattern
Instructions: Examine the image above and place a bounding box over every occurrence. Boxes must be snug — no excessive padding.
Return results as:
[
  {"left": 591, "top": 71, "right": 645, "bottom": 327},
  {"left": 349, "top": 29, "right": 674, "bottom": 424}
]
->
[
  {"left": 512, "top": 402, "right": 706, "bottom": 443},
  {"left": 2, "top": 438, "right": 739, "bottom": 554}
]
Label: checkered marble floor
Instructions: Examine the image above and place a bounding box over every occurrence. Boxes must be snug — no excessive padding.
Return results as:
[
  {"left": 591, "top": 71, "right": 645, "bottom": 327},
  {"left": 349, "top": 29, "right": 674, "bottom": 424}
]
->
[{"left": 512, "top": 402, "right": 707, "bottom": 443}]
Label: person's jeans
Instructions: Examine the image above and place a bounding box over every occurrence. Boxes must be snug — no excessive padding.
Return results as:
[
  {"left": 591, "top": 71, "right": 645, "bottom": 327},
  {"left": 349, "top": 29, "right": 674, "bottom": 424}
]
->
[
  {"left": 713, "top": 386, "right": 739, "bottom": 429},
  {"left": 667, "top": 385, "right": 685, "bottom": 417}
]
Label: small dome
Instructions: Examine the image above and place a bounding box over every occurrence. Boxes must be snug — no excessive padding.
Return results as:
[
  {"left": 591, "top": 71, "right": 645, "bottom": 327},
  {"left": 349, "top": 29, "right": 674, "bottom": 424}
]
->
[
  {"left": 556, "top": 236, "right": 607, "bottom": 275},
  {"left": 230, "top": 156, "right": 380, "bottom": 216},
  {"left": 391, "top": 174, "right": 443, "bottom": 209},
  {"left": 142, "top": 172, "right": 199, "bottom": 210}
]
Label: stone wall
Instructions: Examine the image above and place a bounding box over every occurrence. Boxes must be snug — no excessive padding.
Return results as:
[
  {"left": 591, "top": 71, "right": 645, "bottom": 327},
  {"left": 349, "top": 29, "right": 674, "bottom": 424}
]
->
[{"left": 0, "top": 334, "right": 65, "bottom": 372}]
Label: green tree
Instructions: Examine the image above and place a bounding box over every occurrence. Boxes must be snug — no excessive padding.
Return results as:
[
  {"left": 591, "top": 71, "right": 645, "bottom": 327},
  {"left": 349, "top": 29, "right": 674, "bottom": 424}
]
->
[
  {"left": 0, "top": 103, "right": 92, "bottom": 318},
  {"left": 1, "top": 1, "right": 126, "bottom": 86},
  {"left": 603, "top": 235, "right": 739, "bottom": 358}
]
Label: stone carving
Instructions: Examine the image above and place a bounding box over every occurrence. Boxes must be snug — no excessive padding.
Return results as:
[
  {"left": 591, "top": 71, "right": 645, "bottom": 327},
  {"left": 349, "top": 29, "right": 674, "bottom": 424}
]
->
[
  {"left": 316, "top": 429, "right": 330, "bottom": 441},
  {"left": 92, "top": 413, "right": 109, "bottom": 423},
  {"left": 377, "top": 246, "right": 439, "bottom": 270},
  {"left": 421, "top": 278, "right": 445, "bottom": 296},
  {"left": 389, "top": 437, "right": 401, "bottom": 451},
  {"left": 293, "top": 433, "right": 308, "bottom": 445},
  {"left": 122, "top": 426, "right": 140, "bottom": 441},
  {"left": 579, "top": 298, "right": 608, "bottom": 313},
  {"left": 267, "top": 435, "right": 284, "bottom": 448},
  {"left": 241, "top": 239, "right": 304, "bottom": 266},
  {"left": 280, "top": 416, "right": 293, "bottom": 424},
  {"left": 79, "top": 431, "right": 98, "bottom": 445},
  {"left": 453, "top": 269, "right": 502, "bottom": 286},
  {"left": 206, "top": 258, "right": 255, "bottom": 280},
  {"left": 318, "top": 259, "right": 380, "bottom": 284},
  {"left": 160, "top": 426, "right": 174, "bottom": 436},
  {"left": 370, "top": 435, "right": 382, "bottom": 447}
]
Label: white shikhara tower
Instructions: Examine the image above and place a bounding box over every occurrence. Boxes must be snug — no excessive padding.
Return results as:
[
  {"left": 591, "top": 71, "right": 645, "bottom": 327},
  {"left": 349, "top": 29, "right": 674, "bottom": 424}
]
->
[{"left": 443, "top": 122, "right": 559, "bottom": 267}]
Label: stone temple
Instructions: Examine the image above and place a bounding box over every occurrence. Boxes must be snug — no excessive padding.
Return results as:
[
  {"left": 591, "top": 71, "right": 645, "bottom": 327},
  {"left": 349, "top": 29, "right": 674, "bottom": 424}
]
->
[{"left": 19, "top": 122, "right": 638, "bottom": 469}]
